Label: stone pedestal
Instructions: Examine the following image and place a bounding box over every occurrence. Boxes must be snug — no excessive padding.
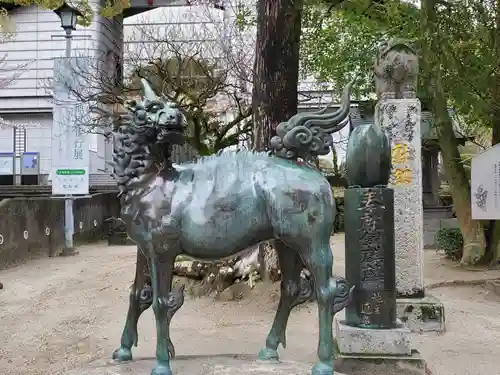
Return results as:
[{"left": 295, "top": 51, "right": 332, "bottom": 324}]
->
[
  {"left": 335, "top": 319, "right": 425, "bottom": 375},
  {"left": 64, "top": 356, "right": 346, "bottom": 375},
  {"left": 376, "top": 98, "right": 445, "bottom": 332},
  {"left": 397, "top": 294, "right": 445, "bottom": 332}
]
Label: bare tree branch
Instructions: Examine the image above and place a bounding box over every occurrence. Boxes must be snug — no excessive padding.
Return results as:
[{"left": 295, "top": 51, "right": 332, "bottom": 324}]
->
[{"left": 44, "top": 10, "right": 253, "bottom": 154}]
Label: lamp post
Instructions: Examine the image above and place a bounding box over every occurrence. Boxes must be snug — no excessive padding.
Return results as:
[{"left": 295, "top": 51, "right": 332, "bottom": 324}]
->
[
  {"left": 53, "top": 2, "right": 83, "bottom": 256},
  {"left": 54, "top": 2, "right": 83, "bottom": 58}
]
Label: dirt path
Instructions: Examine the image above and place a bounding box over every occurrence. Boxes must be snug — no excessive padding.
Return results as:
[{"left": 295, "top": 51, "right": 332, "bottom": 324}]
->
[
  {"left": 414, "top": 285, "right": 500, "bottom": 375},
  {"left": 0, "top": 243, "right": 318, "bottom": 375},
  {"left": 1, "top": 240, "right": 500, "bottom": 375}
]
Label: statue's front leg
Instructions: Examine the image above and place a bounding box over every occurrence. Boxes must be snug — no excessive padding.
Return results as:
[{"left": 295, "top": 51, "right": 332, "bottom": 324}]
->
[
  {"left": 113, "top": 247, "right": 151, "bottom": 362},
  {"left": 150, "top": 247, "right": 184, "bottom": 375}
]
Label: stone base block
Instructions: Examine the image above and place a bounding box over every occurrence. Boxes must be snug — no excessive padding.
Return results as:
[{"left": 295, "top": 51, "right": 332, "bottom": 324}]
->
[
  {"left": 397, "top": 294, "right": 445, "bottom": 332},
  {"left": 64, "top": 356, "right": 345, "bottom": 375},
  {"left": 334, "top": 350, "right": 426, "bottom": 375},
  {"left": 60, "top": 247, "right": 79, "bottom": 256},
  {"left": 335, "top": 319, "right": 412, "bottom": 355},
  {"left": 108, "top": 232, "right": 135, "bottom": 246}
]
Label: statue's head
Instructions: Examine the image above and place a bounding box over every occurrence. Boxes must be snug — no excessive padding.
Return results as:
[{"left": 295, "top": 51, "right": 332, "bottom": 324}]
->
[
  {"left": 125, "top": 79, "right": 185, "bottom": 145},
  {"left": 377, "top": 38, "right": 416, "bottom": 59}
]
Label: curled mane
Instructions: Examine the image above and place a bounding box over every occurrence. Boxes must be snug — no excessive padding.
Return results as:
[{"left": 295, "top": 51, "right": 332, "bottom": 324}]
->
[
  {"left": 270, "top": 80, "right": 354, "bottom": 160},
  {"left": 111, "top": 102, "right": 156, "bottom": 196},
  {"left": 110, "top": 78, "right": 186, "bottom": 197}
]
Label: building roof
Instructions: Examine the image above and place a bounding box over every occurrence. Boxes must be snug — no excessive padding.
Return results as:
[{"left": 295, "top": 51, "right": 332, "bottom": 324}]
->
[{"left": 348, "top": 102, "right": 472, "bottom": 143}]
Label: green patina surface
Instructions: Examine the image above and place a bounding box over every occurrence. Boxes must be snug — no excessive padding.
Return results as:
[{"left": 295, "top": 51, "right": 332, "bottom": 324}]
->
[
  {"left": 344, "top": 123, "right": 397, "bottom": 330},
  {"left": 111, "top": 79, "right": 354, "bottom": 375}
]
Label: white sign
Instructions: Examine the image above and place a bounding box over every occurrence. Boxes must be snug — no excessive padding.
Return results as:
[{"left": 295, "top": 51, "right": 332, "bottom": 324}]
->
[
  {"left": 52, "top": 166, "right": 89, "bottom": 195},
  {"left": 51, "top": 105, "right": 90, "bottom": 195},
  {"left": 471, "top": 144, "right": 500, "bottom": 219},
  {"left": 52, "top": 58, "right": 91, "bottom": 195},
  {"left": 0, "top": 154, "right": 13, "bottom": 175}
]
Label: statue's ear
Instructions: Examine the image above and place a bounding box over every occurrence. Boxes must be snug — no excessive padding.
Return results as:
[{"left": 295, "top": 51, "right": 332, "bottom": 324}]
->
[{"left": 141, "top": 78, "right": 158, "bottom": 101}]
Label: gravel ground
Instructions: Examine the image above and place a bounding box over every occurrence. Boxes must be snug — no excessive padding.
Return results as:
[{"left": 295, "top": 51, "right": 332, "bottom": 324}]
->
[{"left": 1, "top": 239, "right": 499, "bottom": 375}]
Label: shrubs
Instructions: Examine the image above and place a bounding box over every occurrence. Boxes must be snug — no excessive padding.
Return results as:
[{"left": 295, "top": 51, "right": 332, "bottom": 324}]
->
[{"left": 435, "top": 227, "right": 464, "bottom": 260}]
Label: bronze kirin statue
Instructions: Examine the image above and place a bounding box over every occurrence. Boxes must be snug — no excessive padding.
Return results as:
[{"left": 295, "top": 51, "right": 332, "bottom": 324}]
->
[{"left": 110, "top": 79, "right": 354, "bottom": 375}]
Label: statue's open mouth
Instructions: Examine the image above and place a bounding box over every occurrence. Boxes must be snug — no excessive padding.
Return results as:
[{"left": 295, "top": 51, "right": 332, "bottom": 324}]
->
[{"left": 157, "top": 125, "right": 184, "bottom": 144}]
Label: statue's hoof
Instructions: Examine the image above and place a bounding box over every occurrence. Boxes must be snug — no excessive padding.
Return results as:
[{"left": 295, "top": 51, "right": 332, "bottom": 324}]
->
[
  {"left": 112, "top": 347, "right": 133, "bottom": 362},
  {"left": 151, "top": 361, "right": 173, "bottom": 375},
  {"left": 311, "top": 361, "right": 333, "bottom": 375},
  {"left": 258, "top": 347, "right": 279, "bottom": 361}
]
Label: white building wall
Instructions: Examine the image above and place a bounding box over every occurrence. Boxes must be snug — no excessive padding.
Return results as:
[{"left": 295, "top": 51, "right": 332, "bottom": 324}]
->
[
  {"left": 23, "top": 114, "right": 52, "bottom": 174},
  {"left": 0, "top": 126, "right": 12, "bottom": 152},
  {"left": 123, "top": 5, "right": 225, "bottom": 71},
  {"left": 0, "top": 2, "right": 123, "bottom": 182}
]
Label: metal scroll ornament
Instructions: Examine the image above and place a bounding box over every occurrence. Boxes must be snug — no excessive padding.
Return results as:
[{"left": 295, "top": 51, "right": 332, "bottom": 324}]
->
[{"left": 270, "top": 80, "right": 355, "bottom": 160}]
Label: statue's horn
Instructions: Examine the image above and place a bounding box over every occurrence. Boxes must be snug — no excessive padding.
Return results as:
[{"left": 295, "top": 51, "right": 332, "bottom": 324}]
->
[{"left": 140, "top": 78, "right": 158, "bottom": 101}]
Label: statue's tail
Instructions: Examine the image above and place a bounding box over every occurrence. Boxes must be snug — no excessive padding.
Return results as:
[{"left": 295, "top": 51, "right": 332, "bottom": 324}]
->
[{"left": 270, "top": 80, "right": 355, "bottom": 160}]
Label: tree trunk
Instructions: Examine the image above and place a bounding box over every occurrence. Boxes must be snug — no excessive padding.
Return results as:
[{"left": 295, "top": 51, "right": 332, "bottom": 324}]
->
[
  {"left": 421, "top": 0, "right": 486, "bottom": 265},
  {"left": 251, "top": 0, "right": 303, "bottom": 150},
  {"left": 488, "top": 112, "right": 500, "bottom": 266},
  {"left": 250, "top": 0, "right": 304, "bottom": 280},
  {"left": 487, "top": 0, "right": 500, "bottom": 267}
]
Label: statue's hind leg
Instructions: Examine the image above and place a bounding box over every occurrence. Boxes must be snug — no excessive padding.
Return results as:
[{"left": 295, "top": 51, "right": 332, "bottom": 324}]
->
[
  {"left": 302, "top": 241, "right": 337, "bottom": 375},
  {"left": 113, "top": 246, "right": 152, "bottom": 362},
  {"left": 259, "top": 240, "right": 314, "bottom": 361}
]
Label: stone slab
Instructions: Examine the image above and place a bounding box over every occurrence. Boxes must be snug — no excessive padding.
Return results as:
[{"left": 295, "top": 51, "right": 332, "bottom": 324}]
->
[
  {"left": 64, "top": 355, "right": 346, "bottom": 375},
  {"left": 335, "top": 319, "right": 412, "bottom": 356},
  {"left": 335, "top": 350, "right": 426, "bottom": 375},
  {"left": 397, "top": 294, "right": 445, "bottom": 332}
]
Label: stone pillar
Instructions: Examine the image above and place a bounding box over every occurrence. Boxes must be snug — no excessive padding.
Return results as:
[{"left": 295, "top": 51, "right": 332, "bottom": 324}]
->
[
  {"left": 376, "top": 99, "right": 424, "bottom": 298},
  {"left": 377, "top": 99, "right": 445, "bottom": 332}
]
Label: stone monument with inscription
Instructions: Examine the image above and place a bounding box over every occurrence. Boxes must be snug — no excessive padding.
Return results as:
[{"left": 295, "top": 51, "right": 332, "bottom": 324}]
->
[
  {"left": 334, "top": 122, "right": 424, "bottom": 375},
  {"left": 374, "top": 39, "right": 445, "bottom": 332}
]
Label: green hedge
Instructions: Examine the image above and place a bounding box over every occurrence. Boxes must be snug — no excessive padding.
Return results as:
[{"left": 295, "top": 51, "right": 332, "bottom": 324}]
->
[{"left": 435, "top": 227, "right": 463, "bottom": 260}]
